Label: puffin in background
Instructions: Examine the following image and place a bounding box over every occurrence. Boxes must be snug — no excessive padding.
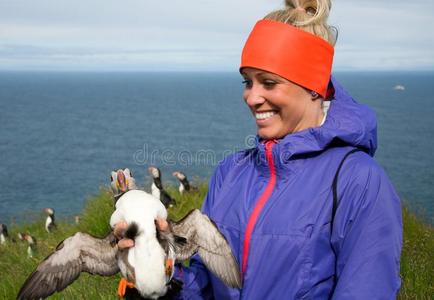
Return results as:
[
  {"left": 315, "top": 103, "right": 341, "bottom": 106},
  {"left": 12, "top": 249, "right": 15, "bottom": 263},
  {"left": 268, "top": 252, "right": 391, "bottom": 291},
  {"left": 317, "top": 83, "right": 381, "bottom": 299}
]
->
[
  {"left": 0, "top": 223, "right": 8, "bottom": 244},
  {"left": 111, "top": 168, "right": 138, "bottom": 202},
  {"left": 18, "top": 233, "right": 37, "bottom": 258},
  {"left": 17, "top": 189, "right": 241, "bottom": 299},
  {"left": 43, "top": 208, "right": 56, "bottom": 233},
  {"left": 172, "top": 171, "right": 197, "bottom": 195},
  {"left": 148, "top": 166, "right": 175, "bottom": 208}
]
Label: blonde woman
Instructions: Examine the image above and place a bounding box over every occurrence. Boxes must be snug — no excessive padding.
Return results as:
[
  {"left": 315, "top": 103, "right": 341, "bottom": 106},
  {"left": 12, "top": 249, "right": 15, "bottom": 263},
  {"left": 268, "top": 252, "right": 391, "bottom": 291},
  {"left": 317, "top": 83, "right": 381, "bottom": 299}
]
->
[{"left": 118, "top": 1, "right": 403, "bottom": 299}]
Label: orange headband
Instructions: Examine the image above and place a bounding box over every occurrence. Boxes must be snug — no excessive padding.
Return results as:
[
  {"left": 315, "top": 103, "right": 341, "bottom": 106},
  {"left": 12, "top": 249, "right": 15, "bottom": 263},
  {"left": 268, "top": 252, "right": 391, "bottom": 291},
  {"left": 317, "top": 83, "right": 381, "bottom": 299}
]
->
[{"left": 240, "top": 19, "right": 334, "bottom": 98}]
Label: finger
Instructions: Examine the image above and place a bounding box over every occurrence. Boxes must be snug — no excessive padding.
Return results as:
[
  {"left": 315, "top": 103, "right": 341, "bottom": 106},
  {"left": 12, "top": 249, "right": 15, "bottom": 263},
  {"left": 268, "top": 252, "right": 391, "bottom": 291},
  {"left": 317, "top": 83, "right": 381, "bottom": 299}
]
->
[
  {"left": 114, "top": 221, "right": 128, "bottom": 238},
  {"left": 155, "top": 218, "right": 169, "bottom": 232},
  {"left": 118, "top": 238, "right": 135, "bottom": 249}
]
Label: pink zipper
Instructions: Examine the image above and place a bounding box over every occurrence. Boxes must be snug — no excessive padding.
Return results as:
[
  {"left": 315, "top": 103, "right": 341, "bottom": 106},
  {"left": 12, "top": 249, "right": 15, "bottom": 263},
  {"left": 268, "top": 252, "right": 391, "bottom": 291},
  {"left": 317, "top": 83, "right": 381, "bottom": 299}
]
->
[{"left": 241, "top": 140, "right": 277, "bottom": 275}]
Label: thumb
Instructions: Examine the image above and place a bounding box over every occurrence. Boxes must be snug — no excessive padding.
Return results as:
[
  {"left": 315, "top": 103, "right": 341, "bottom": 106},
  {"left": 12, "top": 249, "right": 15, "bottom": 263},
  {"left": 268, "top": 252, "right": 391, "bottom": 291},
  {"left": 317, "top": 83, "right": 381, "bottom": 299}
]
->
[{"left": 118, "top": 238, "right": 135, "bottom": 249}]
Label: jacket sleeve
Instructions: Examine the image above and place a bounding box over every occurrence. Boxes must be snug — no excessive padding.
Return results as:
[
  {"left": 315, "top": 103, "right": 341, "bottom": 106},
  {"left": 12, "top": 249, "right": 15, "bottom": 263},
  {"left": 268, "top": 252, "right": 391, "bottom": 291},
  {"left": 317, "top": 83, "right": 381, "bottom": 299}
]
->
[
  {"left": 173, "top": 162, "right": 226, "bottom": 299},
  {"left": 331, "top": 155, "right": 403, "bottom": 300}
]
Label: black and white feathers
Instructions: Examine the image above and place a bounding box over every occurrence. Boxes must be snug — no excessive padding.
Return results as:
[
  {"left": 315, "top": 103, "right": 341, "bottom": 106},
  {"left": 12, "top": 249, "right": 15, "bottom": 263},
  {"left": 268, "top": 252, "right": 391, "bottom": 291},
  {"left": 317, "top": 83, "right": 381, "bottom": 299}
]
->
[
  {"left": 148, "top": 166, "right": 175, "bottom": 208},
  {"left": 17, "top": 189, "right": 241, "bottom": 299},
  {"left": 111, "top": 190, "right": 241, "bottom": 297},
  {"left": 0, "top": 223, "right": 8, "bottom": 244},
  {"left": 43, "top": 208, "right": 56, "bottom": 233},
  {"left": 172, "top": 171, "right": 197, "bottom": 195},
  {"left": 18, "top": 233, "right": 37, "bottom": 258}
]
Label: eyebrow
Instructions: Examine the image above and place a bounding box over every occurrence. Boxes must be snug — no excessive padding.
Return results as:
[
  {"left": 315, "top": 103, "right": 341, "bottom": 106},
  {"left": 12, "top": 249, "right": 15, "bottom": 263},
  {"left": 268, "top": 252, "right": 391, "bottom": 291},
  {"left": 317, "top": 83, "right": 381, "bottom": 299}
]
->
[
  {"left": 241, "top": 70, "right": 284, "bottom": 82},
  {"left": 240, "top": 70, "right": 268, "bottom": 78}
]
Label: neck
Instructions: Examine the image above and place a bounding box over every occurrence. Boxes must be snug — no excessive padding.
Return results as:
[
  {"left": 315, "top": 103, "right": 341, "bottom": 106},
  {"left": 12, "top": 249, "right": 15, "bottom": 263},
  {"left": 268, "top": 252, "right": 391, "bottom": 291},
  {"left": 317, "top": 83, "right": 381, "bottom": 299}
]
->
[
  {"left": 293, "top": 101, "right": 325, "bottom": 133},
  {"left": 151, "top": 183, "right": 161, "bottom": 198},
  {"left": 0, "top": 234, "right": 5, "bottom": 244}
]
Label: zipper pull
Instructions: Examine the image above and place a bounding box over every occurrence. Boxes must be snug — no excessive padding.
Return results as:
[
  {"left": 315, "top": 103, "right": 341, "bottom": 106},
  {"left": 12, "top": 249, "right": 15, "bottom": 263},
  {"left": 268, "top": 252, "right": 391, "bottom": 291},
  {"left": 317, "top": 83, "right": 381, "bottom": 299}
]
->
[{"left": 264, "top": 139, "right": 277, "bottom": 155}]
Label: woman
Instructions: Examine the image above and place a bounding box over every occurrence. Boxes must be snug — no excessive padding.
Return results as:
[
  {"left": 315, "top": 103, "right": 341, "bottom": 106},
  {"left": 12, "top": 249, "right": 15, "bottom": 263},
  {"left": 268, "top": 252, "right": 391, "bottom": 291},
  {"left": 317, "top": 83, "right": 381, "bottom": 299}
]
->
[{"left": 119, "top": 0, "right": 403, "bottom": 299}]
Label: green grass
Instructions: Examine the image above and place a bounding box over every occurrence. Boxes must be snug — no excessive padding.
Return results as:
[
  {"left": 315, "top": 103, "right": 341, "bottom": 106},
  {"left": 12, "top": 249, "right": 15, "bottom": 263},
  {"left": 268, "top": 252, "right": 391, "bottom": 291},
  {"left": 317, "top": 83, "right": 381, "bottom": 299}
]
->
[
  {"left": 398, "top": 207, "right": 434, "bottom": 299},
  {"left": 0, "top": 184, "right": 432, "bottom": 299}
]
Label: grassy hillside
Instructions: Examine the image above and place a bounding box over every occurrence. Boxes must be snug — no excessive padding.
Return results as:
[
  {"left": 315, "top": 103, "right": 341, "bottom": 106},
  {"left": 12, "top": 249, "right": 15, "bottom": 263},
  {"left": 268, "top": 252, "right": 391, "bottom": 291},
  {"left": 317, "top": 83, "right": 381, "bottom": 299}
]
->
[{"left": 0, "top": 184, "right": 432, "bottom": 299}]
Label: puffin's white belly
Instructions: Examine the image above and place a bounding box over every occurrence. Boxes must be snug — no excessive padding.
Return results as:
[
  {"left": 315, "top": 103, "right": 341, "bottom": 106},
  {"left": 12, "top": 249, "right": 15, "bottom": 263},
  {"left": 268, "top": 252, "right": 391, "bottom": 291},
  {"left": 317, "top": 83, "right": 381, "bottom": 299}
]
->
[
  {"left": 130, "top": 236, "right": 167, "bottom": 298},
  {"left": 45, "top": 217, "right": 52, "bottom": 232},
  {"left": 178, "top": 183, "right": 185, "bottom": 194}
]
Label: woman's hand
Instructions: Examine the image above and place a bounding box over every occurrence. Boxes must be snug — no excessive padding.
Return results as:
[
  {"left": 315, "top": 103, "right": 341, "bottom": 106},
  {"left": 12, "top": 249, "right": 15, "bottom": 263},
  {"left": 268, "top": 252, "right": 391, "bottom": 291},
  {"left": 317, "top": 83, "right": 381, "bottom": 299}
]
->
[
  {"left": 155, "top": 217, "right": 169, "bottom": 232},
  {"left": 113, "top": 218, "right": 169, "bottom": 249},
  {"left": 113, "top": 221, "right": 134, "bottom": 249}
]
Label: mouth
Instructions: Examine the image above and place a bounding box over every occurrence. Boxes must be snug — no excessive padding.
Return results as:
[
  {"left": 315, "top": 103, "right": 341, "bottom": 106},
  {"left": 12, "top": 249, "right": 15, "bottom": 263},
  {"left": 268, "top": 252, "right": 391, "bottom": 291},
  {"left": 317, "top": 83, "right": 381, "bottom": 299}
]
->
[
  {"left": 117, "top": 170, "right": 128, "bottom": 192},
  {"left": 255, "top": 110, "right": 277, "bottom": 123}
]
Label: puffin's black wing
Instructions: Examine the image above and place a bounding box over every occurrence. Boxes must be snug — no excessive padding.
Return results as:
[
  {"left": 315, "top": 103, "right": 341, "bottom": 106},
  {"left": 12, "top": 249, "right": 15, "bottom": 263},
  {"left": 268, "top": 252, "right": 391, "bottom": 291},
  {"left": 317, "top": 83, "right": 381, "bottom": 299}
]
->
[
  {"left": 17, "top": 232, "right": 119, "bottom": 300},
  {"left": 160, "top": 190, "right": 175, "bottom": 208},
  {"left": 171, "top": 209, "right": 242, "bottom": 289}
]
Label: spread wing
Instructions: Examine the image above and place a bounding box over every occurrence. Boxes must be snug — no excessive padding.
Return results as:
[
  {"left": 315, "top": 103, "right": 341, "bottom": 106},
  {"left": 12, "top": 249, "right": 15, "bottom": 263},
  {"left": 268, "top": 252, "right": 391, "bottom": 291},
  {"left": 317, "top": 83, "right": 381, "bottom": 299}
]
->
[
  {"left": 17, "top": 232, "right": 119, "bottom": 300},
  {"left": 171, "top": 209, "right": 242, "bottom": 289}
]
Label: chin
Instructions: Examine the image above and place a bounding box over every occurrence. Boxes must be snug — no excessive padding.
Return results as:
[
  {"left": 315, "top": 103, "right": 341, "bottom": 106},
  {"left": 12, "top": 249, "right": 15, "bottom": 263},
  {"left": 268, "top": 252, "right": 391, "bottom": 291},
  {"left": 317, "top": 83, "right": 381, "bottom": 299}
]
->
[{"left": 257, "top": 128, "right": 283, "bottom": 140}]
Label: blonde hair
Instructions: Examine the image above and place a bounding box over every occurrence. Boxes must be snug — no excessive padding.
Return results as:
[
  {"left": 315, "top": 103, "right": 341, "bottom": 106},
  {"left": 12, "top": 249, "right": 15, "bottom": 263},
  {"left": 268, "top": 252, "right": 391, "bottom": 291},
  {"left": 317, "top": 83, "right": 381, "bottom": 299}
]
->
[{"left": 264, "top": 0, "right": 337, "bottom": 46}]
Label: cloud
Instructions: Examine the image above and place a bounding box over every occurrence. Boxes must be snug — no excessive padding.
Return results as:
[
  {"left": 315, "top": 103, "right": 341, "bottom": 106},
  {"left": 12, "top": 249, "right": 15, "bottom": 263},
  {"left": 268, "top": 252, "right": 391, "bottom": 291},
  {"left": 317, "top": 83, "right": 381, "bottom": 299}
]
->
[{"left": 0, "top": 0, "right": 433, "bottom": 71}]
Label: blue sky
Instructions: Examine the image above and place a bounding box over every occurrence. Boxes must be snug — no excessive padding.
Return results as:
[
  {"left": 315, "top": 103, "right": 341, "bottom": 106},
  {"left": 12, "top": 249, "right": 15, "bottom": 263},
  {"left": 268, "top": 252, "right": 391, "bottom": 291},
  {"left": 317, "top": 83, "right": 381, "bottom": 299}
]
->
[{"left": 0, "top": 0, "right": 433, "bottom": 71}]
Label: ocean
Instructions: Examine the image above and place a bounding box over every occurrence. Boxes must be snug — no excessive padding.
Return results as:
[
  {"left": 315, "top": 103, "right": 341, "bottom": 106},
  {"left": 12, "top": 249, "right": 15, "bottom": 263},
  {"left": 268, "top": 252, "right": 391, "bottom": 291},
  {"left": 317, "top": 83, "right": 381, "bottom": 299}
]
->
[{"left": 0, "top": 71, "right": 433, "bottom": 224}]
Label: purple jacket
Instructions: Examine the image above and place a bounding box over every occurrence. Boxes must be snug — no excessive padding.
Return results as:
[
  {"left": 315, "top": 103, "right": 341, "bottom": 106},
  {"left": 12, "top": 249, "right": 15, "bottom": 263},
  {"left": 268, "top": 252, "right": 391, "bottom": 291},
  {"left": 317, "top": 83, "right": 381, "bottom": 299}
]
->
[{"left": 175, "top": 77, "right": 403, "bottom": 299}]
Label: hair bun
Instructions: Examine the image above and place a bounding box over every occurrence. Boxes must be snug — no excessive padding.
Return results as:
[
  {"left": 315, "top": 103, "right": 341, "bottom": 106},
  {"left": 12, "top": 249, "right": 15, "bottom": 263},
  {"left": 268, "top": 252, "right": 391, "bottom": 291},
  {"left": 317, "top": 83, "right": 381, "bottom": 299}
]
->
[
  {"left": 284, "top": 0, "right": 331, "bottom": 26},
  {"left": 265, "top": 0, "right": 336, "bottom": 46}
]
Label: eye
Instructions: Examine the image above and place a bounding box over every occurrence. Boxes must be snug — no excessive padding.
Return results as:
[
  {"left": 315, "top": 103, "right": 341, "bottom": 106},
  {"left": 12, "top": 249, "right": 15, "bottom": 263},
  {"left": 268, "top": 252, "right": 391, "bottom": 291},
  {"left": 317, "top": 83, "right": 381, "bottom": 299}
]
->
[
  {"left": 242, "top": 79, "right": 252, "bottom": 89},
  {"left": 263, "top": 80, "right": 277, "bottom": 88}
]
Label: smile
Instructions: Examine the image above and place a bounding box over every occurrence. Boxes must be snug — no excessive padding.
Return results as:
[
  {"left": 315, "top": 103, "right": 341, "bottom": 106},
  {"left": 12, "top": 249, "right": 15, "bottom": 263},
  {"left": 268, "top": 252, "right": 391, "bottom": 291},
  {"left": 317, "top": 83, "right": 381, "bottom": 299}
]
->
[{"left": 255, "top": 111, "right": 277, "bottom": 120}]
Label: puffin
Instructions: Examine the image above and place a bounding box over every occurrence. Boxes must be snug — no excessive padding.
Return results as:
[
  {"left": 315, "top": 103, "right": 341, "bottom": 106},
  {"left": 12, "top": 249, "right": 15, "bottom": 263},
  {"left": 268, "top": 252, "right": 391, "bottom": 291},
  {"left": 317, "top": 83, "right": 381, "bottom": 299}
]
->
[
  {"left": 18, "top": 233, "right": 37, "bottom": 258},
  {"left": 148, "top": 166, "right": 175, "bottom": 208},
  {"left": 172, "top": 171, "right": 197, "bottom": 195},
  {"left": 0, "top": 223, "right": 8, "bottom": 244},
  {"left": 17, "top": 189, "right": 241, "bottom": 300},
  {"left": 111, "top": 168, "right": 138, "bottom": 202},
  {"left": 43, "top": 208, "right": 56, "bottom": 233}
]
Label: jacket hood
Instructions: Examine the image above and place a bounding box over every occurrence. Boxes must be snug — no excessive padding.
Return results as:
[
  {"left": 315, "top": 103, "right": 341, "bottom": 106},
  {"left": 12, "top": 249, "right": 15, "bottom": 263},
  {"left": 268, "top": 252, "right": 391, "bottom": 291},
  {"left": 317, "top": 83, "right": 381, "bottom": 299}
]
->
[{"left": 255, "top": 76, "right": 378, "bottom": 158}]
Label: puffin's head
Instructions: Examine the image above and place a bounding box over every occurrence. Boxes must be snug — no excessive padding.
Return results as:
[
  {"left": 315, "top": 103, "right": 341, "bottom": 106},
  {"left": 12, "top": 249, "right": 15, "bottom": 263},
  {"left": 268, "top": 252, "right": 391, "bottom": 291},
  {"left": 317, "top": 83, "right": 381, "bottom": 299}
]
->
[
  {"left": 21, "top": 234, "right": 36, "bottom": 245},
  {"left": 111, "top": 169, "right": 129, "bottom": 195},
  {"left": 43, "top": 208, "right": 54, "bottom": 217},
  {"left": 172, "top": 171, "right": 186, "bottom": 181},
  {"left": 111, "top": 168, "right": 137, "bottom": 196},
  {"left": 148, "top": 166, "right": 161, "bottom": 179}
]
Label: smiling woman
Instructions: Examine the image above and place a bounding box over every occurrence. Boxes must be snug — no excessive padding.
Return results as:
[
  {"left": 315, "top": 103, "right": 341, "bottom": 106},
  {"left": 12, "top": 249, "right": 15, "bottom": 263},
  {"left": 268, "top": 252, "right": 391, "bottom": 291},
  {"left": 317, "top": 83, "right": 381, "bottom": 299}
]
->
[{"left": 166, "top": 0, "right": 403, "bottom": 299}]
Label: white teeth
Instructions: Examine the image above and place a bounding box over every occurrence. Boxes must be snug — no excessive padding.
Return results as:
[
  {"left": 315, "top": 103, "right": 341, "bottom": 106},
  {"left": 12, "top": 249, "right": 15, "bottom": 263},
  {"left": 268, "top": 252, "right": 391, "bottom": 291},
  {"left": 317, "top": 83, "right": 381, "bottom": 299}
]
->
[{"left": 255, "top": 111, "right": 276, "bottom": 120}]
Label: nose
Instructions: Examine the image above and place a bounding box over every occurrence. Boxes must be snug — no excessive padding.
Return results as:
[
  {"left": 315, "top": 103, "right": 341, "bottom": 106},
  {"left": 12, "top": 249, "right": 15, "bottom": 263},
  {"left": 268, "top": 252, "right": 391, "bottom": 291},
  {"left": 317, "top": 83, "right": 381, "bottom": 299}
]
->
[{"left": 244, "top": 85, "right": 266, "bottom": 107}]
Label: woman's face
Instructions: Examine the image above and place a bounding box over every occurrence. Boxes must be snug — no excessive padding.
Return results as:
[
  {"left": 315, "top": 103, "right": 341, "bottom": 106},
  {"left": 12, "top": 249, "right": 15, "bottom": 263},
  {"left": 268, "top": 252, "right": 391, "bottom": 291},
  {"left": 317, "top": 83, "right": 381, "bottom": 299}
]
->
[{"left": 241, "top": 67, "right": 323, "bottom": 140}]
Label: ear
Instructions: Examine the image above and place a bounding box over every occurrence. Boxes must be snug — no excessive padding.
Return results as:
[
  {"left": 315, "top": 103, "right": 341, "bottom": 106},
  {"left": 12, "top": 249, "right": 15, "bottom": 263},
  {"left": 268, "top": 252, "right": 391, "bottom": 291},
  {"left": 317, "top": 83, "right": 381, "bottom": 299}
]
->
[{"left": 310, "top": 91, "right": 320, "bottom": 100}]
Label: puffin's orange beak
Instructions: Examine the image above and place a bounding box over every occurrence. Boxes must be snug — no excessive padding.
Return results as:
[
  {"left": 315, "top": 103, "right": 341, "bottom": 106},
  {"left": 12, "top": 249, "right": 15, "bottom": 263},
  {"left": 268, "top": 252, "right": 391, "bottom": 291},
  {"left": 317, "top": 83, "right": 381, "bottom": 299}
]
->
[{"left": 117, "top": 171, "right": 128, "bottom": 193}]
